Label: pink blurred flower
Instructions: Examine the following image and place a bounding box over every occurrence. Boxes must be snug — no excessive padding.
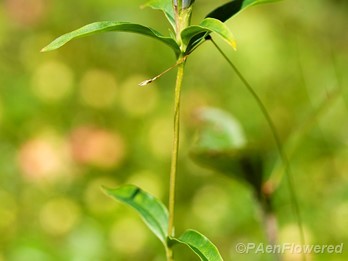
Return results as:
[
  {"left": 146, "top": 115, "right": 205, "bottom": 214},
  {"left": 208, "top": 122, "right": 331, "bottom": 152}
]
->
[
  {"left": 18, "top": 135, "right": 71, "bottom": 181},
  {"left": 70, "top": 126, "right": 126, "bottom": 169},
  {"left": 5, "top": 0, "right": 46, "bottom": 27}
]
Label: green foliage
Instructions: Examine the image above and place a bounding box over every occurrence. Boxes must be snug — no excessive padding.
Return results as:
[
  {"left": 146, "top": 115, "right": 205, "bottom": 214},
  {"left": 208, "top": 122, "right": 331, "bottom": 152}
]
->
[
  {"left": 104, "top": 185, "right": 223, "bottom": 260},
  {"left": 40, "top": 0, "right": 285, "bottom": 260},
  {"left": 191, "top": 108, "right": 247, "bottom": 151},
  {"left": 190, "top": 108, "right": 263, "bottom": 194},
  {"left": 171, "top": 230, "right": 224, "bottom": 261},
  {"left": 2, "top": 0, "right": 346, "bottom": 260},
  {"left": 206, "top": 0, "right": 282, "bottom": 22},
  {"left": 103, "top": 185, "right": 169, "bottom": 244},
  {"left": 143, "top": 0, "right": 176, "bottom": 29},
  {"left": 181, "top": 18, "right": 237, "bottom": 53},
  {"left": 43, "top": 0, "right": 279, "bottom": 57},
  {"left": 41, "top": 21, "right": 181, "bottom": 56}
]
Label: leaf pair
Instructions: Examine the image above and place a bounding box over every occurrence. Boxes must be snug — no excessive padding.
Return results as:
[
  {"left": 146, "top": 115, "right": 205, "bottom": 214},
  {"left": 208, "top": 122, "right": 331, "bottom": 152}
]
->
[
  {"left": 42, "top": 0, "right": 280, "bottom": 57},
  {"left": 41, "top": 19, "right": 236, "bottom": 57},
  {"left": 103, "top": 185, "right": 223, "bottom": 261}
]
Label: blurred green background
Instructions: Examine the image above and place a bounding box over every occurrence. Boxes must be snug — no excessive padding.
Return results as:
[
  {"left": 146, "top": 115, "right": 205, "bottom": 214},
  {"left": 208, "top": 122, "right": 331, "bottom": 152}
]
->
[{"left": 0, "top": 0, "right": 347, "bottom": 260}]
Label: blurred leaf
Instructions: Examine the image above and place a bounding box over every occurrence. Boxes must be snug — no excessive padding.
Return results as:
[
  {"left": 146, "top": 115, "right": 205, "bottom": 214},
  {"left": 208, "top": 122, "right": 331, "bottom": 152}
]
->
[
  {"left": 191, "top": 148, "right": 264, "bottom": 195},
  {"left": 191, "top": 107, "right": 246, "bottom": 151},
  {"left": 103, "top": 184, "right": 169, "bottom": 244},
  {"left": 190, "top": 108, "right": 263, "bottom": 192},
  {"left": 171, "top": 229, "right": 223, "bottom": 261},
  {"left": 143, "top": 0, "right": 176, "bottom": 30},
  {"left": 206, "top": 0, "right": 281, "bottom": 22},
  {"left": 182, "top": 18, "right": 236, "bottom": 53},
  {"left": 191, "top": 148, "right": 248, "bottom": 179},
  {"left": 41, "top": 21, "right": 180, "bottom": 56}
]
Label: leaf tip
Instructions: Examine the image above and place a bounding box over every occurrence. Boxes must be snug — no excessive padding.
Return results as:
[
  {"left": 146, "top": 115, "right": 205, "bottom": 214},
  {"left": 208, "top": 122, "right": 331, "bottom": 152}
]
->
[
  {"left": 231, "top": 40, "right": 237, "bottom": 51},
  {"left": 40, "top": 43, "right": 57, "bottom": 53},
  {"left": 40, "top": 46, "right": 49, "bottom": 52},
  {"left": 100, "top": 185, "right": 112, "bottom": 195}
]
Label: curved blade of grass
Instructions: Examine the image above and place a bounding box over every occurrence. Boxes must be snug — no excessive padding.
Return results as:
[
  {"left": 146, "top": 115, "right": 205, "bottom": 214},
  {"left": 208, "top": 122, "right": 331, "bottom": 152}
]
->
[
  {"left": 103, "top": 184, "right": 169, "bottom": 244},
  {"left": 182, "top": 18, "right": 236, "bottom": 53},
  {"left": 206, "top": 0, "right": 282, "bottom": 22},
  {"left": 171, "top": 229, "right": 223, "bottom": 261},
  {"left": 41, "top": 21, "right": 180, "bottom": 56},
  {"left": 142, "top": 0, "right": 176, "bottom": 30},
  {"left": 209, "top": 38, "right": 306, "bottom": 250}
]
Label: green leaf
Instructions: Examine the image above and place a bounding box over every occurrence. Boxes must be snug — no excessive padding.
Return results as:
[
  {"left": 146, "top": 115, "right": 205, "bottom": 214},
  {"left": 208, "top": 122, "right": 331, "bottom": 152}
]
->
[
  {"left": 191, "top": 147, "right": 264, "bottom": 193},
  {"left": 190, "top": 108, "right": 247, "bottom": 179},
  {"left": 41, "top": 21, "right": 180, "bottom": 56},
  {"left": 143, "top": 0, "right": 176, "bottom": 30},
  {"left": 206, "top": 0, "right": 282, "bottom": 22},
  {"left": 190, "top": 108, "right": 263, "bottom": 192},
  {"left": 191, "top": 107, "right": 247, "bottom": 151},
  {"left": 103, "top": 184, "right": 169, "bottom": 244},
  {"left": 182, "top": 18, "right": 236, "bottom": 53},
  {"left": 190, "top": 107, "right": 247, "bottom": 177},
  {"left": 172, "top": 229, "right": 223, "bottom": 261}
]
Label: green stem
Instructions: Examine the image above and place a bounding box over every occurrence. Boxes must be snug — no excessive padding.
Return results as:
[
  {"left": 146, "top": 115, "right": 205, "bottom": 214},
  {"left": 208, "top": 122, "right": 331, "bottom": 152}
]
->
[
  {"left": 166, "top": 245, "right": 174, "bottom": 261},
  {"left": 167, "top": 56, "right": 186, "bottom": 261},
  {"left": 210, "top": 39, "right": 306, "bottom": 257}
]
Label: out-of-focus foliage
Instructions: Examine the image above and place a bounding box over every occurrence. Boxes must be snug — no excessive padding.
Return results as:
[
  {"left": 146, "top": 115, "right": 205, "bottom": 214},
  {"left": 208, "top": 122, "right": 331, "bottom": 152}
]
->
[{"left": 0, "top": 0, "right": 347, "bottom": 260}]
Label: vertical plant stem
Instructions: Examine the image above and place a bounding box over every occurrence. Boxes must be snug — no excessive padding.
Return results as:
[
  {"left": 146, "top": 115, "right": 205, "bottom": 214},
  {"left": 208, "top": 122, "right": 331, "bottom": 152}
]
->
[
  {"left": 259, "top": 198, "right": 280, "bottom": 261},
  {"left": 167, "top": 57, "right": 186, "bottom": 261},
  {"left": 166, "top": 244, "right": 174, "bottom": 261}
]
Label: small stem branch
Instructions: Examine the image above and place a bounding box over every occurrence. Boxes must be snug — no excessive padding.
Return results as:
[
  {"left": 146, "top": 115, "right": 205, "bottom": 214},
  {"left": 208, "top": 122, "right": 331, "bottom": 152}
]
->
[
  {"left": 167, "top": 56, "right": 186, "bottom": 261},
  {"left": 138, "top": 56, "right": 187, "bottom": 86},
  {"left": 210, "top": 39, "right": 306, "bottom": 258}
]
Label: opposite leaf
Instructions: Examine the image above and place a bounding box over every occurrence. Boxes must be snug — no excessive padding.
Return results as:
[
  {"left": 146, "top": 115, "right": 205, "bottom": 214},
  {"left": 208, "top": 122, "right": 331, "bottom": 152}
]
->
[
  {"left": 206, "top": 0, "right": 281, "bottom": 22},
  {"left": 103, "top": 184, "right": 169, "bottom": 244},
  {"left": 172, "top": 229, "right": 223, "bottom": 261},
  {"left": 41, "top": 21, "right": 180, "bottom": 56},
  {"left": 182, "top": 18, "right": 237, "bottom": 53}
]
